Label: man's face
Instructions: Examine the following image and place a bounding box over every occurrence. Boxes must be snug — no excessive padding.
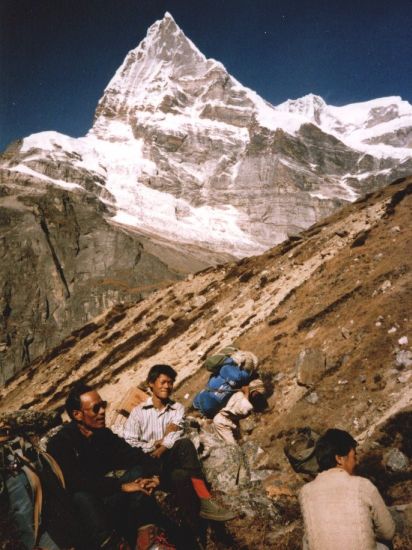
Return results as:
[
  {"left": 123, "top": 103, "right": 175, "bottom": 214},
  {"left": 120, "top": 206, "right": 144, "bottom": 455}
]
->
[
  {"left": 73, "top": 390, "right": 107, "bottom": 430},
  {"left": 149, "top": 374, "right": 174, "bottom": 401}
]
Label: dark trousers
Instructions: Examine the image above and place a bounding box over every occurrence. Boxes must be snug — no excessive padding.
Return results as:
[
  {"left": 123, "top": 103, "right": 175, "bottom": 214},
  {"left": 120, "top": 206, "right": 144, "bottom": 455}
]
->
[
  {"left": 161, "top": 438, "right": 204, "bottom": 527},
  {"left": 72, "top": 467, "right": 162, "bottom": 548}
]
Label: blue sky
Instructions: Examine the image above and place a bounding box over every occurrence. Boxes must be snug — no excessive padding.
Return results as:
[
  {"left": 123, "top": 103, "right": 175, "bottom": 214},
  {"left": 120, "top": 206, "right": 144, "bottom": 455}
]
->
[{"left": 1, "top": 0, "right": 412, "bottom": 150}]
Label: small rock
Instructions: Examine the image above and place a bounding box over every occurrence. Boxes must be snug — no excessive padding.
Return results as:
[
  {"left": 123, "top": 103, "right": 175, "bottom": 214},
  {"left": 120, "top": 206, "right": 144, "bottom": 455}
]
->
[
  {"left": 375, "top": 321, "right": 382, "bottom": 327},
  {"left": 398, "top": 336, "right": 408, "bottom": 346},
  {"left": 0, "top": 343, "right": 7, "bottom": 352},
  {"left": 192, "top": 295, "right": 207, "bottom": 308},
  {"left": 341, "top": 327, "right": 351, "bottom": 339},
  {"left": 398, "top": 371, "right": 412, "bottom": 384},
  {"left": 396, "top": 350, "right": 412, "bottom": 368},
  {"left": 170, "top": 312, "right": 183, "bottom": 322},
  {"left": 241, "top": 416, "right": 258, "bottom": 435},
  {"left": 380, "top": 280, "right": 392, "bottom": 292},
  {"left": 388, "top": 326, "right": 397, "bottom": 334},
  {"left": 385, "top": 449, "right": 409, "bottom": 472},
  {"left": 338, "top": 379, "right": 348, "bottom": 385},
  {"left": 359, "top": 374, "right": 367, "bottom": 383},
  {"left": 390, "top": 226, "right": 401, "bottom": 233},
  {"left": 305, "top": 328, "right": 319, "bottom": 340},
  {"left": 184, "top": 393, "right": 190, "bottom": 400},
  {"left": 305, "top": 392, "right": 319, "bottom": 404},
  {"left": 258, "top": 271, "right": 269, "bottom": 288}
]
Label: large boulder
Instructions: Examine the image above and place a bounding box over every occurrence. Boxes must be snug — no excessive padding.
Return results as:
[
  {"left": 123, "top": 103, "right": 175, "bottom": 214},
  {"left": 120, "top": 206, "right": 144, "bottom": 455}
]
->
[{"left": 295, "top": 348, "right": 327, "bottom": 387}]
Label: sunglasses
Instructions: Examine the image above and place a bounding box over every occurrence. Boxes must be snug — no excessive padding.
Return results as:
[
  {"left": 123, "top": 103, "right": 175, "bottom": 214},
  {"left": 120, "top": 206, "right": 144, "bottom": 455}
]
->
[{"left": 82, "top": 400, "right": 108, "bottom": 414}]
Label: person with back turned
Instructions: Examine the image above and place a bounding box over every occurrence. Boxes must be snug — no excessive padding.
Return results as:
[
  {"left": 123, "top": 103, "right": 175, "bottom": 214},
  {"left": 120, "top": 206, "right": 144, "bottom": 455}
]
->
[{"left": 299, "top": 428, "right": 395, "bottom": 550}]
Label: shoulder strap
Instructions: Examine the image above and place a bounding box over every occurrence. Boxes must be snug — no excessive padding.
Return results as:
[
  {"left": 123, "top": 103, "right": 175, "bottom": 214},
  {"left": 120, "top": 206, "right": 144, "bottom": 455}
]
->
[
  {"left": 21, "top": 464, "right": 42, "bottom": 545},
  {"left": 41, "top": 451, "right": 65, "bottom": 488}
]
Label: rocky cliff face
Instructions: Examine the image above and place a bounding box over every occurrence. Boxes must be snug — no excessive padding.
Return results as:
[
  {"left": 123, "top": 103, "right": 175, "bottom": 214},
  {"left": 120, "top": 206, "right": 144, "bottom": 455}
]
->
[
  {"left": 0, "top": 167, "right": 231, "bottom": 383},
  {"left": 1, "top": 177, "right": 411, "bottom": 548}
]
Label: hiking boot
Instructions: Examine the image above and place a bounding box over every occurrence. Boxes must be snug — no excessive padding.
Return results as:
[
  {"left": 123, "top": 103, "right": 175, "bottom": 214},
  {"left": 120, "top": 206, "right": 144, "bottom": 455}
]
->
[
  {"left": 136, "top": 524, "right": 157, "bottom": 550},
  {"left": 199, "top": 498, "right": 237, "bottom": 521}
]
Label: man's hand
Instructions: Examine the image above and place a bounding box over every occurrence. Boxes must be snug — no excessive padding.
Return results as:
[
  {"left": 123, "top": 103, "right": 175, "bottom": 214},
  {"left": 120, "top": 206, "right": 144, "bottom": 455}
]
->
[
  {"left": 150, "top": 445, "right": 168, "bottom": 458},
  {"left": 150, "top": 423, "right": 179, "bottom": 452},
  {"left": 121, "top": 476, "right": 160, "bottom": 495},
  {"left": 164, "top": 422, "right": 179, "bottom": 435},
  {"left": 141, "top": 476, "right": 160, "bottom": 494}
]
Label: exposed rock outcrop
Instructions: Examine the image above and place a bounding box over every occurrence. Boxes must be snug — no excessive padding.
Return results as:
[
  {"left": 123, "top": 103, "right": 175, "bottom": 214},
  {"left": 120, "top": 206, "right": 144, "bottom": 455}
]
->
[{"left": 0, "top": 172, "right": 188, "bottom": 383}]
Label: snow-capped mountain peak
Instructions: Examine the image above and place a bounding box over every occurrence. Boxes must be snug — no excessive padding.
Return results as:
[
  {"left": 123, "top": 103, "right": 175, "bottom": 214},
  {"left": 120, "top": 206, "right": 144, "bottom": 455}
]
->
[
  {"left": 277, "top": 94, "right": 327, "bottom": 124},
  {"left": 143, "top": 12, "right": 206, "bottom": 67},
  {"left": 90, "top": 12, "right": 216, "bottom": 139},
  {"left": 277, "top": 94, "right": 412, "bottom": 159},
  {"left": 3, "top": 12, "right": 412, "bottom": 259}
]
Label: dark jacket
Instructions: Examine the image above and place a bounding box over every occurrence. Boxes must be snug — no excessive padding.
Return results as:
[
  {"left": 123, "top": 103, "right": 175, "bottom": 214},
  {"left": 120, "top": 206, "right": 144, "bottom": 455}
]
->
[{"left": 47, "top": 421, "right": 159, "bottom": 497}]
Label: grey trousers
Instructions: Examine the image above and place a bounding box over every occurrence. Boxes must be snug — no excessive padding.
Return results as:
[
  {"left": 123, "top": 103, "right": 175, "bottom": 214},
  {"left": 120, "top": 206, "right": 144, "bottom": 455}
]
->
[{"left": 6, "top": 471, "right": 60, "bottom": 550}]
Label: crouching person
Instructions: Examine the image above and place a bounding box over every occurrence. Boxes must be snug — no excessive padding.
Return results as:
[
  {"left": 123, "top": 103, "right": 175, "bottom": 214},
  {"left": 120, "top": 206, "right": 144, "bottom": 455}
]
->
[
  {"left": 192, "top": 350, "right": 259, "bottom": 419},
  {"left": 213, "top": 379, "right": 266, "bottom": 445},
  {"left": 47, "top": 383, "right": 173, "bottom": 550},
  {"left": 299, "top": 428, "right": 395, "bottom": 550},
  {"left": 123, "top": 364, "right": 237, "bottom": 528}
]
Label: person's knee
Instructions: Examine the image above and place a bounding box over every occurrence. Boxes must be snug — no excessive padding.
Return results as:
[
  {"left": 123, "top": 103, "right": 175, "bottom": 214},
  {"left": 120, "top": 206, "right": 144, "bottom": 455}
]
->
[
  {"left": 173, "top": 437, "right": 195, "bottom": 452},
  {"left": 170, "top": 468, "right": 191, "bottom": 484}
]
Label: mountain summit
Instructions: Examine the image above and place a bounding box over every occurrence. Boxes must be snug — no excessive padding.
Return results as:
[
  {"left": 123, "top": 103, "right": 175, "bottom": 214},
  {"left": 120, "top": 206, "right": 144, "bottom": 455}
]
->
[{"left": 91, "top": 12, "right": 210, "bottom": 137}]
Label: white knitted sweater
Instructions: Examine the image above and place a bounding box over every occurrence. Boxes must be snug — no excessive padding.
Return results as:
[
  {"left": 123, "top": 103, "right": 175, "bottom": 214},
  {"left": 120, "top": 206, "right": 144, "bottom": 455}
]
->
[{"left": 299, "top": 469, "right": 395, "bottom": 550}]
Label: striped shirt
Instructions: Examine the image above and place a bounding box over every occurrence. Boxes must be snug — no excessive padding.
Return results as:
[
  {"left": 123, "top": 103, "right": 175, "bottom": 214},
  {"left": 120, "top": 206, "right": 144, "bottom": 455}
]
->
[{"left": 123, "top": 397, "right": 185, "bottom": 453}]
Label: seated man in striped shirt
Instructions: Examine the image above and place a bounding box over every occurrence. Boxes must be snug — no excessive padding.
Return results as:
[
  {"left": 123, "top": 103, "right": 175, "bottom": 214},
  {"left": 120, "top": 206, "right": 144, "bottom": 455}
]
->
[{"left": 123, "top": 364, "right": 236, "bottom": 525}]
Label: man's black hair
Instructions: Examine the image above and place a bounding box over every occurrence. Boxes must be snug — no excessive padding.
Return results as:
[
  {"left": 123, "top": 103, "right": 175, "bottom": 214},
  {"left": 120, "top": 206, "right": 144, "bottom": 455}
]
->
[
  {"left": 66, "top": 382, "right": 93, "bottom": 420},
  {"left": 315, "top": 428, "right": 358, "bottom": 472},
  {"left": 249, "top": 392, "right": 268, "bottom": 413},
  {"left": 147, "top": 364, "right": 177, "bottom": 384}
]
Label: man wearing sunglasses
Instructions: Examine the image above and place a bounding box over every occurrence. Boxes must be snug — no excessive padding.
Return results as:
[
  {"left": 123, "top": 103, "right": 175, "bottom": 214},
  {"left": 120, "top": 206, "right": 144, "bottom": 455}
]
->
[{"left": 47, "top": 382, "right": 174, "bottom": 550}]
